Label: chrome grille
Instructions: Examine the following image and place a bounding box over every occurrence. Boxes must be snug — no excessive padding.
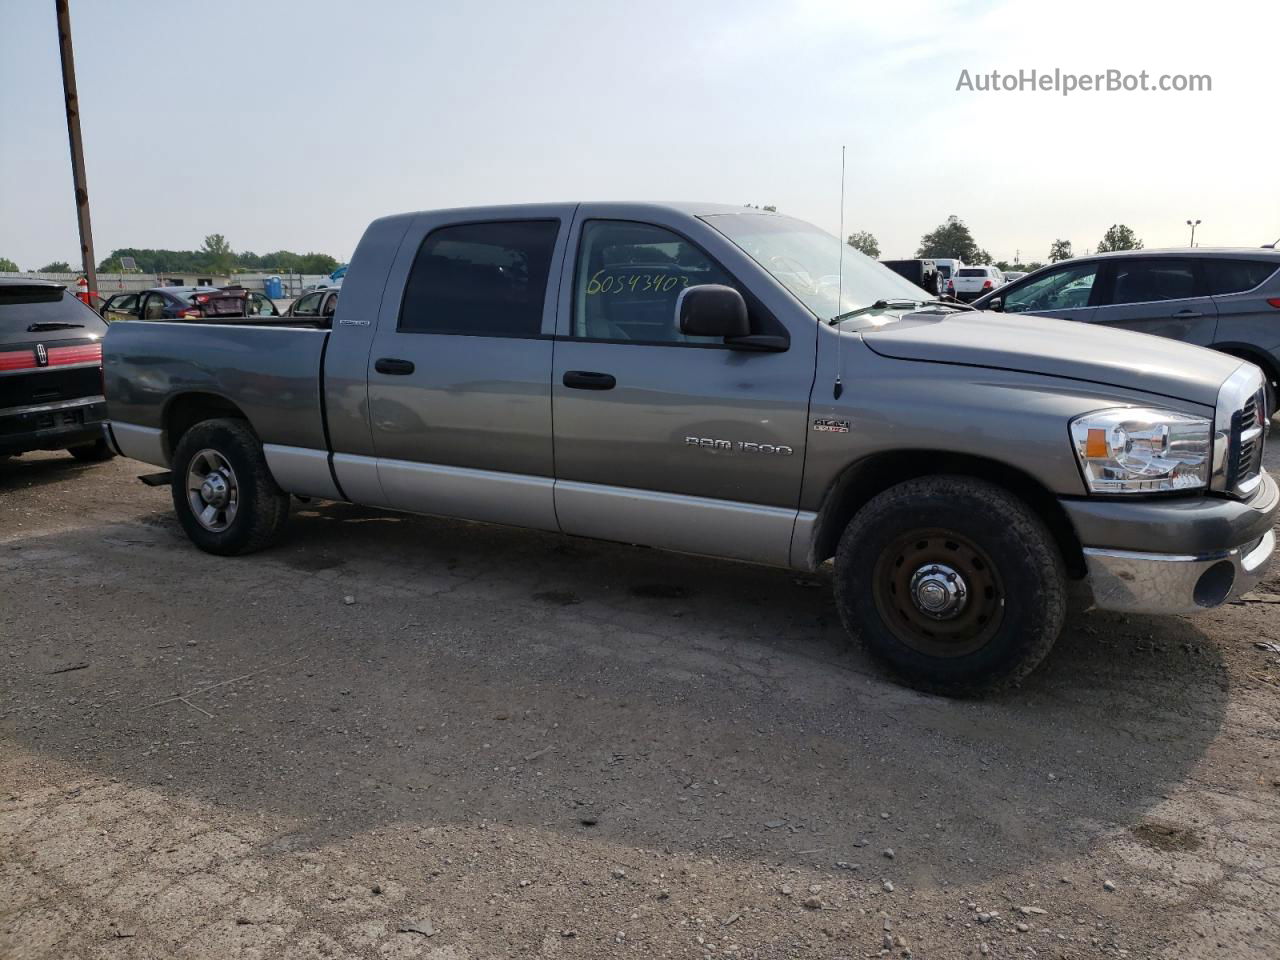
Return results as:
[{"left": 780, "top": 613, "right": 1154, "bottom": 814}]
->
[{"left": 1229, "top": 387, "right": 1267, "bottom": 497}]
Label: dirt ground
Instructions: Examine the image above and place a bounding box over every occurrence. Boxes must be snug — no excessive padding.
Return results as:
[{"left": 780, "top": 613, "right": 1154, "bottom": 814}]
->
[{"left": 2, "top": 447, "right": 1278, "bottom": 959}]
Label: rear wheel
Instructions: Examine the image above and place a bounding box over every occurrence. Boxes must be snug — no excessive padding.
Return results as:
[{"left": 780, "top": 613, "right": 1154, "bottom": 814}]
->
[
  {"left": 834, "top": 475, "right": 1066, "bottom": 696},
  {"left": 170, "top": 418, "right": 289, "bottom": 555},
  {"left": 67, "top": 438, "right": 116, "bottom": 462}
]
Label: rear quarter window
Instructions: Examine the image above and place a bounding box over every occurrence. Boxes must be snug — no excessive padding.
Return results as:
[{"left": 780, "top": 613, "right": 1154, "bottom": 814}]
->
[
  {"left": 1203, "top": 259, "right": 1279, "bottom": 296},
  {"left": 0, "top": 287, "right": 107, "bottom": 338}
]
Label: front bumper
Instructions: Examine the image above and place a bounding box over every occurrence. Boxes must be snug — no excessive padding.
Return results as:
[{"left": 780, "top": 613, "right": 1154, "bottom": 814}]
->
[
  {"left": 1084, "top": 529, "right": 1275, "bottom": 614},
  {"left": 1064, "top": 471, "right": 1279, "bottom": 614}
]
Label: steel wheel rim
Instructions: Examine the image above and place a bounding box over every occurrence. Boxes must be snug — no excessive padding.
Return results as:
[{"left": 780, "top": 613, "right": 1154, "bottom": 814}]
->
[
  {"left": 186, "top": 448, "right": 239, "bottom": 533},
  {"left": 871, "top": 528, "right": 1005, "bottom": 658}
]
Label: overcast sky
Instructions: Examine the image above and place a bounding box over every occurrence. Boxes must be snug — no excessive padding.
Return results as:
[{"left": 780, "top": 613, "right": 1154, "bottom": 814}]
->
[{"left": 2, "top": 0, "right": 1277, "bottom": 270}]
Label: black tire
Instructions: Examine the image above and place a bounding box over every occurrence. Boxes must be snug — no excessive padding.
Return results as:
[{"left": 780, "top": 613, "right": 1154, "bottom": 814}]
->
[
  {"left": 170, "top": 418, "right": 289, "bottom": 556},
  {"left": 834, "top": 475, "right": 1066, "bottom": 697},
  {"left": 67, "top": 438, "right": 116, "bottom": 462}
]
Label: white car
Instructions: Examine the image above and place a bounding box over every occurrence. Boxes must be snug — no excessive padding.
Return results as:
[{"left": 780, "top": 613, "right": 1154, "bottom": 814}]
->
[{"left": 949, "top": 265, "right": 1006, "bottom": 302}]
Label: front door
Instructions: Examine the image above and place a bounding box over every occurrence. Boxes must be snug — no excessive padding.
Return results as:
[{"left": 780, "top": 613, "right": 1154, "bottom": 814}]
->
[
  {"left": 365, "top": 208, "right": 572, "bottom": 531},
  {"left": 550, "top": 213, "right": 814, "bottom": 567},
  {"left": 1090, "top": 257, "right": 1219, "bottom": 346}
]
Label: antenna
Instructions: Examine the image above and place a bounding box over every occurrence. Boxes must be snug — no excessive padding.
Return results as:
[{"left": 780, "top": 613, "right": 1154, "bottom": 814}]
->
[
  {"left": 1264, "top": 237, "right": 1279, "bottom": 249},
  {"left": 834, "top": 145, "right": 846, "bottom": 400}
]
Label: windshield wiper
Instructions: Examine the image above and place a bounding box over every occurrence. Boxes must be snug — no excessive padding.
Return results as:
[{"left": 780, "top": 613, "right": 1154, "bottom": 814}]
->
[
  {"left": 827, "top": 297, "right": 974, "bottom": 325},
  {"left": 27, "top": 321, "right": 85, "bottom": 331}
]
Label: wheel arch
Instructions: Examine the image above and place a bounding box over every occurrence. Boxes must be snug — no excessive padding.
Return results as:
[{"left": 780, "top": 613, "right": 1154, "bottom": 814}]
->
[
  {"left": 161, "top": 392, "right": 252, "bottom": 462},
  {"left": 806, "top": 450, "right": 1086, "bottom": 579}
]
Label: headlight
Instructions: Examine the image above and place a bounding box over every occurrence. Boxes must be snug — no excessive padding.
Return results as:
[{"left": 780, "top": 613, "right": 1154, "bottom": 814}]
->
[{"left": 1069, "top": 408, "right": 1210, "bottom": 494}]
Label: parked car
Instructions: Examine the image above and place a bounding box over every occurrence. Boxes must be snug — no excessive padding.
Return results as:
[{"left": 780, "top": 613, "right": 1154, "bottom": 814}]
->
[
  {"left": 0, "top": 278, "right": 114, "bottom": 461},
  {"left": 973, "top": 248, "right": 1280, "bottom": 413},
  {"left": 880, "top": 259, "right": 942, "bottom": 296},
  {"left": 104, "top": 203, "right": 1275, "bottom": 696},
  {"left": 283, "top": 288, "right": 339, "bottom": 325},
  {"left": 949, "top": 265, "right": 1006, "bottom": 302},
  {"left": 1002, "top": 270, "right": 1027, "bottom": 283},
  {"left": 932, "top": 258, "right": 964, "bottom": 288},
  {"left": 102, "top": 286, "right": 250, "bottom": 323}
]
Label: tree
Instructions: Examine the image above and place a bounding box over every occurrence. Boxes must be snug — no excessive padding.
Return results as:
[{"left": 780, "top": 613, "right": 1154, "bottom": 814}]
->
[
  {"left": 0, "top": 257, "right": 18, "bottom": 272},
  {"left": 971, "top": 248, "right": 993, "bottom": 266},
  {"left": 1096, "top": 224, "right": 1143, "bottom": 253},
  {"left": 846, "top": 230, "right": 880, "bottom": 258},
  {"left": 1048, "top": 239, "right": 1073, "bottom": 262},
  {"left": 201, "top": 234, "right": 234, "bottom": 274},
  {"left": 38, "top": 261, "right": 72, "bottom": 272},
  {"left": 743, "top": 203, "right": 777, "bottom": 212},
  {"left": 916, "top": 215, "right": 982, "bottom": 263}
]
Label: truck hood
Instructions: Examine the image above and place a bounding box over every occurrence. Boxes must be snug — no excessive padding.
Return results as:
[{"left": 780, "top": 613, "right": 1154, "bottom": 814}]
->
[{"left": 860, "top": 310, "right": 1239, "bottom": 407}]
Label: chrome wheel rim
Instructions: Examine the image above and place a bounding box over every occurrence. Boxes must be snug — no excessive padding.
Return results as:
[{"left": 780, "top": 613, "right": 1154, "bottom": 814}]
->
[{"left": 186, "top": 448, "right": 239, "bottom": 532}]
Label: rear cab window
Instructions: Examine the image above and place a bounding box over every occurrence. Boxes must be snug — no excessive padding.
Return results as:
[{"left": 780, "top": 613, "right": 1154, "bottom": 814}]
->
[{"left": 957, "top": 268, "right": 989, "bottom": 278}]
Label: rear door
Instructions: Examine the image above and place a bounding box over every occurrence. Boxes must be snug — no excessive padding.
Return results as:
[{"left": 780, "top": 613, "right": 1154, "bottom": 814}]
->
[
  {"left": 363, "top": 206, "right": 572, "bottom": 530},
  {"left": 549, "top": 208, "right": 813, "bottom": 567},
  {"left": 1090, "top": 257, "right": 1218, "bottom": 346}
]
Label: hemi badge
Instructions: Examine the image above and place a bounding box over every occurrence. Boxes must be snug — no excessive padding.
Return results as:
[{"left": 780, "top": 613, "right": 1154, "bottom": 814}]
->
[{"left": 812, "top": 418, "right": 849, "bottom": 433}]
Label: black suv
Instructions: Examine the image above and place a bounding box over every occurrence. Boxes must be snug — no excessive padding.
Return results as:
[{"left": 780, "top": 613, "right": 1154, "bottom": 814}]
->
[{"left": 0, "top": 279, "right": 115, "bottom": 462}]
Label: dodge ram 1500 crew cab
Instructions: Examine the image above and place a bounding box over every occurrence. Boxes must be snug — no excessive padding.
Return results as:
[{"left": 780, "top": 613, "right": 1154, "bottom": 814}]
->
[{"left": 103, "top": 203, "right": 1277, "bottom": 695}]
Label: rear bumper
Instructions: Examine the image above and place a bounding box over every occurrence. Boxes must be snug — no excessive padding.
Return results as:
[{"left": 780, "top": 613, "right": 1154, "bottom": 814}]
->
[
  {"left": 0, "top": 397, "right": 108, "bottom": 454},
  {"left": 1063, "top": 471, "right": 1279, "bottom": 613}
]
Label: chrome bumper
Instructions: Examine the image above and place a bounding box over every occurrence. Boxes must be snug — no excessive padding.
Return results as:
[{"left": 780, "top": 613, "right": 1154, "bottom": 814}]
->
[{"left": 1084, "top": 528, "right": 1276, "bottom": 615}]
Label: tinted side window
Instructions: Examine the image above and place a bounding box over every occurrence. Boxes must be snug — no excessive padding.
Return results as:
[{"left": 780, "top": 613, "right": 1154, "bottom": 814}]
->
[
  {"left": 1107, "top": 259, "right": 1197, "bottom": 305},
  {"left": 1004, "top": 262, "right": 1099, "bottom": 313},
  {"left": 399, "top": 220, "right": 558, "bottom": 337},
  {"left": 572, "top": 220, "right": 736, "bottom": 344},
  {"left": 1203, "top": 259, "right": 1278, "bottom": 296}
]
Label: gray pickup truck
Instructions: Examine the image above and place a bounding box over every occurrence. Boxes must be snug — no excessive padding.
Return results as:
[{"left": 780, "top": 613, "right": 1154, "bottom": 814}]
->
[{"left": 103, "top": 203, "right": 1277, "bottom": 695}]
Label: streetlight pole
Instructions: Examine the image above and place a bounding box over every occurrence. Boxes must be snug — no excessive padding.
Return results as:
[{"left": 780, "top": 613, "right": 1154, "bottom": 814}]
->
[
  {"left": 55, "top": 0, "right": 98, "bottom": 300},
  {"left": 1186, "top": 219, "right": 1201, "bottom": 247}
]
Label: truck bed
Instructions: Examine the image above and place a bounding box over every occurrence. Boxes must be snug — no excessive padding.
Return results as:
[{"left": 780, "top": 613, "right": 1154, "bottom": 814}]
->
[{"left": 103, "top": 320, "right": 331, "bottom": 459}]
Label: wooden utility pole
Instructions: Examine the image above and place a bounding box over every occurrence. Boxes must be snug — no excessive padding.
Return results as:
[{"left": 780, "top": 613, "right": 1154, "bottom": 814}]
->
[{"left": 55, "top": 0, "right": 97, "bottom": 298}]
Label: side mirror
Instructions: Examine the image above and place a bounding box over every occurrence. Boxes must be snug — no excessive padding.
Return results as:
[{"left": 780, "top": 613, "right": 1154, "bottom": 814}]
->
[
  {"left": 987, "top": 297, "right": 1003, "bottom": 313},
  {"left": 677, "top": 284, "right": 750, "bottom": 339}
]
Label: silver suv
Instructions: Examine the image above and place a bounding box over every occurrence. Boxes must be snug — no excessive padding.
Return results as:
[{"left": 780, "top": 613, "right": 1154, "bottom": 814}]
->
[{"left": 974, "top": 248, "right": 1280, "bottom": 413}]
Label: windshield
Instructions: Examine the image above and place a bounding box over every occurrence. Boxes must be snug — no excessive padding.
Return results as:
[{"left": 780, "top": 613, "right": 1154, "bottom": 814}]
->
[{"left": 703, "top": 213, "right": 927, "bottom": 320}]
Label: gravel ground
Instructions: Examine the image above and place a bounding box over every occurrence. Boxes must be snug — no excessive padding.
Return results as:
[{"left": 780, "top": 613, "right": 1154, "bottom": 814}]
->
[{"left": 2, "top": 446, "right": 1279, "bottom": 959}]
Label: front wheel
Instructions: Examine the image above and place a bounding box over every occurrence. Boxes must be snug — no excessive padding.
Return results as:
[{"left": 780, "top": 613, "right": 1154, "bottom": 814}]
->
[
  {"left": 170, "top": 418, "right": 290, "bottom": 556},
  {"left": 834, "top": 475, "right": 1066, "bottom": 696}
]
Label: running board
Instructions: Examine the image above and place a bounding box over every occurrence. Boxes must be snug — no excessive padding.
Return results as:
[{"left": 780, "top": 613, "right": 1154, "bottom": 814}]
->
[{"left": 138, "top": 471, "right": 172, "bottom": 487}]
